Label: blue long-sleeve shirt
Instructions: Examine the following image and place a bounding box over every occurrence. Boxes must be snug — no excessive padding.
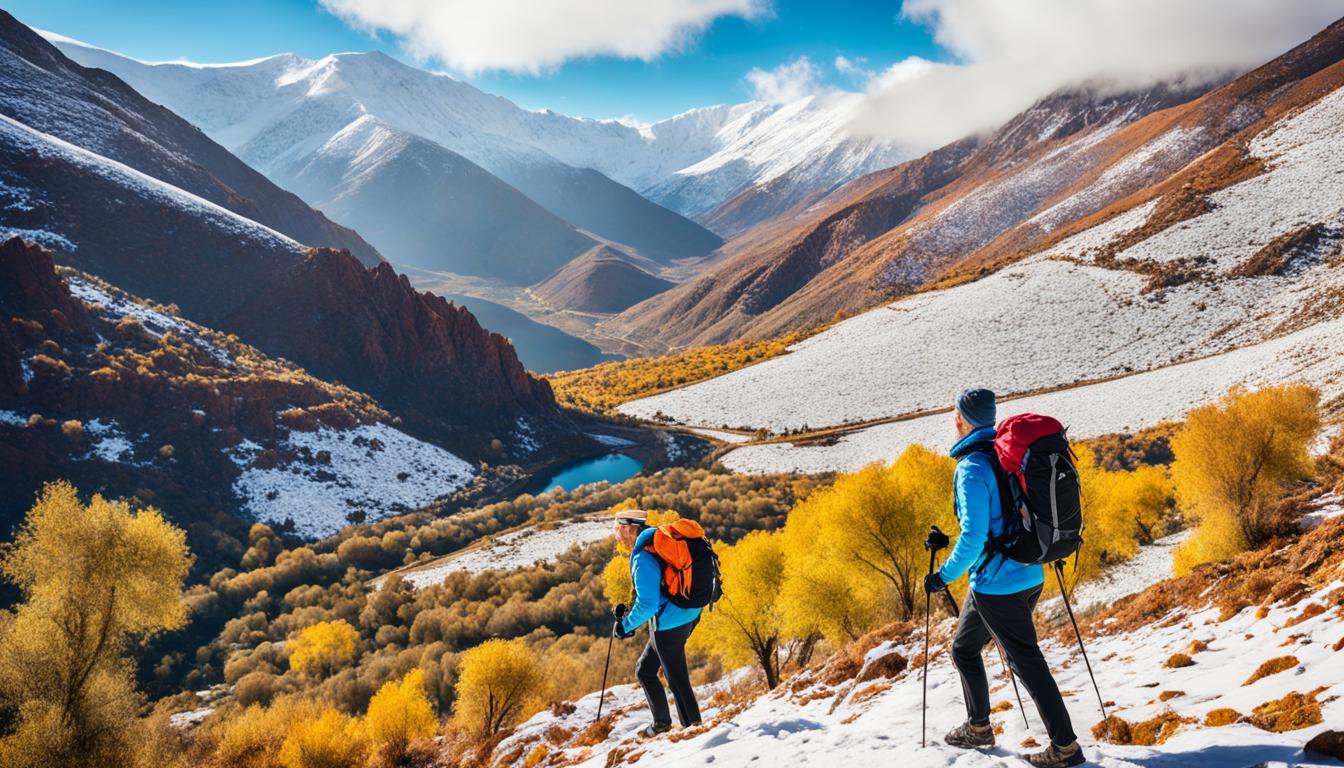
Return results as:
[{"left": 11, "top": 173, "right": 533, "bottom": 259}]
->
[
  {"left": 621, "top": 526, "right": 701, "bottom": 633},
  {"left": 939, "top": 426, "right": 1044, "bottom": 595}
]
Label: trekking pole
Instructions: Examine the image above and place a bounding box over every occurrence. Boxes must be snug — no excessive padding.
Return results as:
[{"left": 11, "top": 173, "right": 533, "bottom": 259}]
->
[
  {"left": 921, "top": 544, "right": 935, "bottom": 748},
  {"left": 594, "top": 618, "right": 617, "bottom": 725},
  {"left": 946, "top": 586, "right": 1028, "bottom": 729},
  {"left": 1054, "top": 560, "right": 1107, "bottom": 720}
]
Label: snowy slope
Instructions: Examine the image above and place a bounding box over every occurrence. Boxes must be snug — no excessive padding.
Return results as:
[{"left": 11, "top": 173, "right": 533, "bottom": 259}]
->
[
  {"left": 230, "top": 424, "right": 474, "bottom": 538},
  {"left": 497, "top": 572, "right": 1344, "bottom": 768},
  {"left": 720, "top": 312, "right": 1344, "bottom": 474},
  {"left": 47, "top": 34, "right": 905, "bottom": 225},
  {"left": 0, "top": 113, "right": 305, "bottom": 256},
  {"left": 618, "top": 80, "right": 1344, "bottom": 450},
  {"left": 376, "top": 518, "right": 612, "bottom": 589}
]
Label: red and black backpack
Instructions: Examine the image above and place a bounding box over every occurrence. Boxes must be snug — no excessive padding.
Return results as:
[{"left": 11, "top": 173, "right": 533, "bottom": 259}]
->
[{"left": 971, "top": 414, "right": 1084, "bottom": 569}]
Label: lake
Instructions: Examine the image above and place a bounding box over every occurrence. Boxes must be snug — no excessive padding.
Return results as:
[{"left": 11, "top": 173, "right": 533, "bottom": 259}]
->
[{"left": 531, "top": 453, "right": 645, "bottom": 494}]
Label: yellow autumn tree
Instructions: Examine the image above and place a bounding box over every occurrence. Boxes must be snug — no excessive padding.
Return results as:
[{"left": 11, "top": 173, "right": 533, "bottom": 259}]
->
[
  {"left": 279, "top": 708, "right": 366, "bottom": 768},
  {"left": 0, "top": 482, "right": 192, "bottom": 768},
  {"left": 1056, "top": 446, "right": 1174, "bottom": 590},
  {"left": 454, "top": 639, "right": 547, "bottom": 736},
  {"left": 1171, "top": 384, "right": 1319, "bottom": 575},
  {"left": 779, "top": 446, "right": 956, "bottom": 644},
  {"left": 363, "top": 668, "right": 438, "bottom": 763},
  {"left": 690, "top": 531, "right": 801, "bottom": 688},
  {"left": 289, "top": 619, "right": 359, "bottom": 676}
]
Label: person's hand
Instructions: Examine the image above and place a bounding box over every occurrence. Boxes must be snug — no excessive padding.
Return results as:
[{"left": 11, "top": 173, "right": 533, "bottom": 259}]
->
[
  {"left": 614, "top": 603, "right": 628, "bottom": 619},
  {"left": 924, "top": 571, "right": 946, "bottom": 595},
  {"left": 615, "top": 622, "right": 637, "bottom": 639},
  {"left": 924, "top": 526, "right": 950, "bottom": 552}
]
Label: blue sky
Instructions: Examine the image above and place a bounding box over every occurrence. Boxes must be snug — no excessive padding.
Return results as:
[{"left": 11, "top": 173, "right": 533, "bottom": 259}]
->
[{"left": 7, "top": 0, "right": 945, "bottom": 121}]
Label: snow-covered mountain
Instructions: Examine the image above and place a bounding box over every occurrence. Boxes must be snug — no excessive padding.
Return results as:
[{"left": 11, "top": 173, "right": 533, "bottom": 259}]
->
[
  {"left": 0, "top": 15, "right": 582, "bottom": 462},
  {"left": 46, "top": 33, "right": 908, "bottom": 241},
  {"left": 617, "top": 17, "right": 1344, "bottom": 475}
]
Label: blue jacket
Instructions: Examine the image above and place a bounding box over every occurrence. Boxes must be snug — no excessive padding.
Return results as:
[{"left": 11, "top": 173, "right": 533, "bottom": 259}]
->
[
  {"left": 939, "top": 425, "right": 1044, "bottom": 595},
  {"left": 621, "top": 526, "right": 701, "bottom": 633}
]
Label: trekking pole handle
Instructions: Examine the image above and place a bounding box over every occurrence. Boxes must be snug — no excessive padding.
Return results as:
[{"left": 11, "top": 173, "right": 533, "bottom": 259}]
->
[{"left": 925, "top": 524, "right": 951, "bottom": 553}]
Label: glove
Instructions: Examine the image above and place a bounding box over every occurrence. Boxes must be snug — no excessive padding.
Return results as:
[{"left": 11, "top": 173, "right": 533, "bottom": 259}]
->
[
  {"left": 924, "top": 526, "right": 950, "bottom": 552},
  {"left": 924, "top": 571, "right": 947, "bottom": 595},
  {"left": 615, "top": 621, "right": 637, "bottom": 639},
  {"left": 614, "top": 603, "right": 628, "bottom": 619}
]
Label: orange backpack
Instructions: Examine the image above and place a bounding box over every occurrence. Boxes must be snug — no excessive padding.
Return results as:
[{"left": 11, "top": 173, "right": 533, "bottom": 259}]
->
[{"left": 643, "top": 520, "right": 722, "bottom": 609}]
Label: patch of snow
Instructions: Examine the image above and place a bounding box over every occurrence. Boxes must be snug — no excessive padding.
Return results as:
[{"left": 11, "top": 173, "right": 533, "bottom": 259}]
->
[
  {"left": 168, "top": 707, "right": 214, "bottom": 729},
  {"left": 687, "top": 428, "right": 752, "bottom": 444},
  {"left": 512, "top": 417, "right": 541, "bottom": 457},
  {"left": 590, "top": 433, "right": 637, "bottom": 447},
  {"left": 18, "top": 357, "right": 33, "bottom": 384},
  {"left": 66, "top": 277, "right": 232, "bottom": 365},
  {"left": 1301, "top": 493, "right": 1344, "bottom": 531},
  {"left": 0, "top": 410, "right": 30, "bottom": 427},
  {"left": 1040, "top": 530, "right": 1194, "bottom": 618},
  {"left": 381, "top": 518, "right": 613, "bottom": 590},
  {"left": 0, "top": 226, "right": 75, "bottom": 252},
  {"left": 83, "top": 417, "right": 137, "bottom": 463},
  {"left": 233, "top": 423, "right": 474, "bottom": 538}
]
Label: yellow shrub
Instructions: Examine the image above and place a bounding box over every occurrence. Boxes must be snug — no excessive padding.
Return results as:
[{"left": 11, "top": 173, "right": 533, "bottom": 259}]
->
[
  {"left": 279, "top": 708, "right": 365, "bottom": 768},
  {"left": 363, "top": 669, "right": 438, "bottom": 759},
  {"left": 1171, "top": 384, "right": 1319, "bottom": 574},
  {"left": 780, "top": 446, "right": 956, "bottom": 644},
  {"left": 454, "top": 639, "right": 546, "bottom": 735},
  {"left": 288, "top": 620, "right": 359, "bottom": 676},
  {"left": 546, "top": 332, "right": 811, "bottom": 414},
  {"left": 690, "top": 531, "right": 790, "bottom": 687}
]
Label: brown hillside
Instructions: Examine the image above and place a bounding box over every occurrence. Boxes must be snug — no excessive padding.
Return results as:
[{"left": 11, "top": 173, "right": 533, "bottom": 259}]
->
[{"left": 533, "top": 246, "right": 674, "bottom": 314}]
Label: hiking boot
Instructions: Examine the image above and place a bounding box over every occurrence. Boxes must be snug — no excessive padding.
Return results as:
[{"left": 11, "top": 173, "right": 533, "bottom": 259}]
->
[
  {"left": 637, "top": 722, "right": 673, "bottom": 739},
  {"left": 1025, "top": 741, "right": 1085, "bottom": 767},
  {"left": 944, "top": 721, "right": 995, "bottom": 748}
]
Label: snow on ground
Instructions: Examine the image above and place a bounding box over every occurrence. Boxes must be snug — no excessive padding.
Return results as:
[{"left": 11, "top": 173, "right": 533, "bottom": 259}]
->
[
  {"left": 1040, "top": 530, "right": 1194, "bottom": 620},
  {"left": 687, "top": 428, "right": 752, "bottom": 444},
  {"left": 619, "top": 254, "right": 1314, "bottom": 433},
  {"left": 618, "top": 82, "right": 1344, "bottom": 439},
  {"left": 231, "top": 423, "right": 474, "bottom": 538},
  {"left": 377, "top": 518, "right": 613, "bottom": 590},
  {"left": 67, "top": 277, "right": 233, "bottom": 365},
  {"left": 590, "top": 433, "right": 638, "bottom": 448},
  {"left": 0, "top": 410, "right": 28, "bottom": 427},
  {"left": 499, "top": 577, "right": 1344, "bottom": 768},
  {"left": 82, "top": 417, "right": 138, "bottom": 463},
  {"left": 1301, "top": 493, "right": 1344, "bottom": 531},
  {"left": 1114, "top": 85, "right": 1344, "bottom": 271},
  {"left": 720, "top": 314, "right": 1344, "bottom": 474}
]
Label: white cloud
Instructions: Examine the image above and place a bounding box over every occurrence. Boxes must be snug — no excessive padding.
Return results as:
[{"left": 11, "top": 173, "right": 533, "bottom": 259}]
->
[
  {"left": 851, "top": 0, "right": 1344, "bottom": 150},
  {"left": 745, "top": 56, "right": 823, "bottom": 103},
  {"left": 319, "top": 0, "right": 769, "bottom": 74},
  {"left": 834, "top": 55, "right": 868, "bottom": 78}
]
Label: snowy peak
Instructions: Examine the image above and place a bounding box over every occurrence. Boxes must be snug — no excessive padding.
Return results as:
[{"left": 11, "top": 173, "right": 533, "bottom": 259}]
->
[
  {"left": 0, "top": 11, "right": 382, "bottom": 264},
  {"left": 44, "top": 30, "right": 906, "bottom": 234}
]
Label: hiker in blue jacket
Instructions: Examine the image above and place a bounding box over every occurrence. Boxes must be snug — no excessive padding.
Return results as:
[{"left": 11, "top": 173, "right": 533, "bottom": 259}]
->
[
  {"left": 924, "top": 389, "right": 1085, "bottom": 768},
  {"left": 612, "top": 509, "right": 702, "bottom": 737}
]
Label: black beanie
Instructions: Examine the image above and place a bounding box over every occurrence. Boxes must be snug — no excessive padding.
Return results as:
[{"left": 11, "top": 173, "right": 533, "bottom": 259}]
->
[{"left": 956, "top": 388, "right": 997, "bottom": 429}]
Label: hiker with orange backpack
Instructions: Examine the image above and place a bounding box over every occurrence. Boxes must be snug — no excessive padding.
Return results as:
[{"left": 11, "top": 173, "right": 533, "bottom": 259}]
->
[{"left": 611, "top": 509, "right": 720, "bottom": 737}]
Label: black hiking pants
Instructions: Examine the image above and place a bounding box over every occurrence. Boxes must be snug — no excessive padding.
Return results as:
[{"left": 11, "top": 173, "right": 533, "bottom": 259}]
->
[
  {"left": 636, "top": 618, "right": 701, "bottom": 727},
  {"left": 951, "top": 584, "right": 1077, "bottom": 747}
]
